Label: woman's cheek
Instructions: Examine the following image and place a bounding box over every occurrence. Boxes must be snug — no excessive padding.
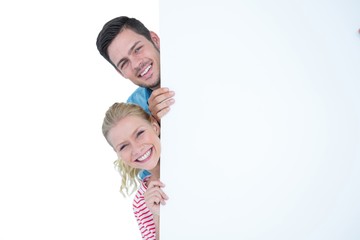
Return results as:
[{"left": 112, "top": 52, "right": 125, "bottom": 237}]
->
[{"left": 122, "top": 153, "right": 132, "bottom": 164}]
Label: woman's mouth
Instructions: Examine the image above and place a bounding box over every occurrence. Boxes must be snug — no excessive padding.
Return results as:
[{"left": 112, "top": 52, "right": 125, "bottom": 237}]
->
[{"left": 136, "top": 148, "right": 152, "bottom": 162}]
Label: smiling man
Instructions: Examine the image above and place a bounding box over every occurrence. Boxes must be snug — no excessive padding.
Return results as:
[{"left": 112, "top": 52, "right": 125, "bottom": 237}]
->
[
  {"left": 96, "top": 16, "right": 175, "bottom": 123},
  {"left": 108, "top": 28, "right": 160, "bottom": 89}
]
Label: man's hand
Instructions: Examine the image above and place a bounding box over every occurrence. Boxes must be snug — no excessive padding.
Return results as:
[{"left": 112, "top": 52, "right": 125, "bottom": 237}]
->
[{"left": 148, "top": 87, "right": 175, "bottom": 122}]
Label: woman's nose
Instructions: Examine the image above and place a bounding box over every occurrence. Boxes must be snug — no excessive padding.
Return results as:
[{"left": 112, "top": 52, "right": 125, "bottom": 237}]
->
[{"left": 131, "top": 142, "right": 144, "bottom": 157}]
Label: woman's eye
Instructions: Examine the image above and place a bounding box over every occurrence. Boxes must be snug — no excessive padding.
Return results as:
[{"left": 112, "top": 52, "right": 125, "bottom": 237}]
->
[
  {"left": 137, "top": 130, "right": 145, "bottom": 137},
  {"left": 119, "top": 144, "right": 127, "bottom": 151}
]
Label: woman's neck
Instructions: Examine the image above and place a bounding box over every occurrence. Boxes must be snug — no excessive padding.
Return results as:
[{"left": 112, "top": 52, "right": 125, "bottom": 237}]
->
[{"left": 149, "top": 163, "right": 160, "bottom": 179}]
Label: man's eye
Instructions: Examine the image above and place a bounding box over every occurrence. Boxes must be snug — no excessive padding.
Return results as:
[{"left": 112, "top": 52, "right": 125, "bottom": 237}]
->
[
  {"left": 120, "top": 60, "right": 128, "bottom": 70},
  {"left": 134, "top": 46, "right": 142, "bottom": 53}
]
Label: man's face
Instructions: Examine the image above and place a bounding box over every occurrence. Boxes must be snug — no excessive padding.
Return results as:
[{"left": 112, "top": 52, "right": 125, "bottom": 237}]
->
[{"left": 108, "top": 28, "right": 161, "bottom": 90}]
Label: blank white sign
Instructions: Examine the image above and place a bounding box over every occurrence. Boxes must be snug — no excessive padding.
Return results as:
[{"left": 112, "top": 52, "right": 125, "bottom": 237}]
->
[{"left": 160, "top": 0, "right": 360, "bottom": 239}]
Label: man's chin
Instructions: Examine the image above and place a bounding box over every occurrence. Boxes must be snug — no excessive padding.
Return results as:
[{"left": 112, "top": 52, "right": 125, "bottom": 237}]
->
[{"left": 143, "top": 80, "right": 160, "bottom": 90}]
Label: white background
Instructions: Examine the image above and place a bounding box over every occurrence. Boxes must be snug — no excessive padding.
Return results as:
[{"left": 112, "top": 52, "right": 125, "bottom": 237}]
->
[
  {"left": 160, "top": 0, "right": 360, "bottom": 239},
  {"left": 2, "top": 1, "right": 360, "bottom": 240},
  {"left": 0, "top": 1, "right": 158, "bottom": 239}
]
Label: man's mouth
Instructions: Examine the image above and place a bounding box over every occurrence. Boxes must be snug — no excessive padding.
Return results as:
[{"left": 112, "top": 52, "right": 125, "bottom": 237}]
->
[
  {"left": 139, "top": 64, "right": 152, "bottom": 77},
  {"left": 136, "top": 148, "right": 152, "bottom": 162}
]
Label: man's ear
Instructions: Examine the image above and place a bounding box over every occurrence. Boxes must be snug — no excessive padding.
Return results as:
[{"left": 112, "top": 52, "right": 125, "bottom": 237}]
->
[{"left": 150, "top": 31, "right": 160, "bottom": 49}]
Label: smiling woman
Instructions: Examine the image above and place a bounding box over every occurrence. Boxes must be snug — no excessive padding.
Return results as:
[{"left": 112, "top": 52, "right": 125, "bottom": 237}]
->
[{"left": 102, "top": 102, "right": 168, "bottom": 240}]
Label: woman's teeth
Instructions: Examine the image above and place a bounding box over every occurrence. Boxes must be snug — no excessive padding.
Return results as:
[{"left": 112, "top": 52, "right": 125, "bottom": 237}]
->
[{"left": 137, "top": 149, "right": 152, "bottom": 161}]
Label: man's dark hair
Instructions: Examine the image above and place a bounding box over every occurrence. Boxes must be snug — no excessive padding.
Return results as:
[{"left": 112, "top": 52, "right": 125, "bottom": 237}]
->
[{"left": 96, "top": 16, "right": 152, "bottom": 68}]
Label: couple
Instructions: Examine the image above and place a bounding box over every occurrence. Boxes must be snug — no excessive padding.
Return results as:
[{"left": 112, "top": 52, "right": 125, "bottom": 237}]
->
[{"left": 96, "top": 16, "right": 174, "bottom": 240}]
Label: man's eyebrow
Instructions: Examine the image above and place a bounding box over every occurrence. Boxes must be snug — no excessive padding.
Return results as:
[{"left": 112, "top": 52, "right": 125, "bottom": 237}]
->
[{"left": 116, "top": 41, "right": 141, "bottom": 68}]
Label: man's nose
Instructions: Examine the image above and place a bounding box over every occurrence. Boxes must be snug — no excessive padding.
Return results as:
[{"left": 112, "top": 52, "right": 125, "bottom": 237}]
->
[{"left": 132, "top": 57, "right": 144, "bottom": 73}]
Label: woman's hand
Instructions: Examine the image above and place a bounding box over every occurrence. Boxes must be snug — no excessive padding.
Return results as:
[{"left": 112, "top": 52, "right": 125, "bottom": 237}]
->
[{"left": 144, "top": 180, "right": 169, "bottom": 216}]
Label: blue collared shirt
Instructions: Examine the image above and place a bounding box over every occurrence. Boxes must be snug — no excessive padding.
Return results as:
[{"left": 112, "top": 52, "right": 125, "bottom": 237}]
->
[{"left": 127, "top": 87, "right": 152, "bottom": 114}]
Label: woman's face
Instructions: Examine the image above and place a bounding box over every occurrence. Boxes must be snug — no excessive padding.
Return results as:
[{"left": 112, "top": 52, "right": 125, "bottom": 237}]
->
[{"left": 107, "top": 115, "right": 161, "bottom": 171}]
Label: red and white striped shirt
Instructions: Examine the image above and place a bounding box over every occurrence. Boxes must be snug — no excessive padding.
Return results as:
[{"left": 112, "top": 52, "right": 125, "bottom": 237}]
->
[{"left": 133, "top": 180, "right": 156, "bottom": 240}]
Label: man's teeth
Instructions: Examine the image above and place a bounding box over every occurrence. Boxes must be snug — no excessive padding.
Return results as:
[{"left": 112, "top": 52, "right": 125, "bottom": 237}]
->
[
  {"left": 137, "top": 149, "right": 152, "bottom": 161},
  {"left": 140, "top": 65, "right": 151, "bottom": 77}
]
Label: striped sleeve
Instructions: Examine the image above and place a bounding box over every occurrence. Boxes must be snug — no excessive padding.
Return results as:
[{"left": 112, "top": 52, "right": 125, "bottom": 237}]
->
[{"left": 133, "top": 181, "right": 156, "bottom": 240}]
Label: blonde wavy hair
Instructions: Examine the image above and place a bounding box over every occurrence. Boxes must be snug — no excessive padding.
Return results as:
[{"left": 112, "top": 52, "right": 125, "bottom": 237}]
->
[{"left": 102, "top": 102, "right": 152, "bottom": 196}]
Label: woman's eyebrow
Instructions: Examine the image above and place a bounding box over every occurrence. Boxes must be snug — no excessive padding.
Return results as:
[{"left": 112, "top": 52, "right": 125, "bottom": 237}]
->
[{"left": 114, "top": 126, "right": 142, "bottom": 150}]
